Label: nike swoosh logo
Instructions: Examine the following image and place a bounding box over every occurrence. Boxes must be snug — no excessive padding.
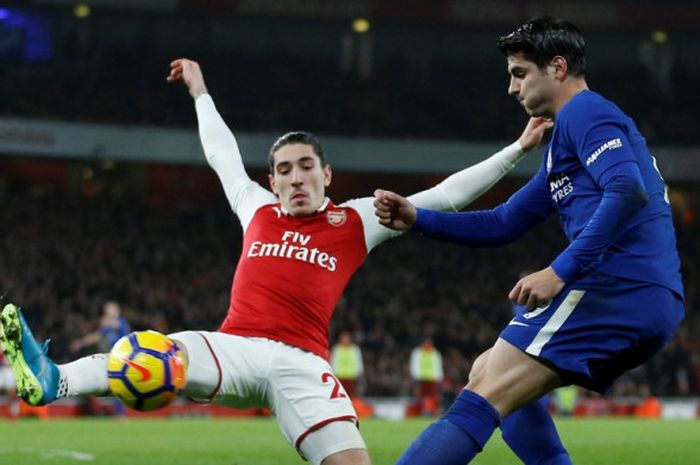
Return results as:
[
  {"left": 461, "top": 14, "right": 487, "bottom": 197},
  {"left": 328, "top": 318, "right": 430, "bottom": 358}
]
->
[
  {"left": 123, "top": 358, "right": 152, "bottom": 382},
  {"left": 509, "top": 320, "right": 530, "bottom": 327}
]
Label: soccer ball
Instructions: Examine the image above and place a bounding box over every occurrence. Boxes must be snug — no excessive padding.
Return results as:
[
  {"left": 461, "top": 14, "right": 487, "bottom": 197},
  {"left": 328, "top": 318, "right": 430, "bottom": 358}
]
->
[{"left": 107, "top": 330, "right": 187, "bottom": 412}]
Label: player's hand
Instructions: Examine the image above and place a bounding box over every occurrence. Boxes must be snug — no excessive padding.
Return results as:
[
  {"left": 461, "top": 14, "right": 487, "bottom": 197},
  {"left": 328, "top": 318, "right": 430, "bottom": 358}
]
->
[
  {"left": 167, "top": 58, "right": 208, "bottom": 99},
  {"left": 518, "top": 117, "right": 554, "bottom": 152},
  {"left": 373, "top": 189, "right": 417, "bottom": 231},
  {"left": 508, "top": 266, "right": 565, "bottom": 310}
]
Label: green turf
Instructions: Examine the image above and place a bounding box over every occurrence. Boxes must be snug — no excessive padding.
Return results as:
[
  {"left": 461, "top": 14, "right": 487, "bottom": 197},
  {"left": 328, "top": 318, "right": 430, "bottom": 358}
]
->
[{"left": 0, "top": 417, "right": 698, "bottom": 464}]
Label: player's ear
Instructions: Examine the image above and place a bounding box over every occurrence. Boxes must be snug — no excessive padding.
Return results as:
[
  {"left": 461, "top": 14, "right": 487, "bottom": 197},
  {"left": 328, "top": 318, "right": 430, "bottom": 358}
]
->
[
  {"left": 323, "top": 164, "right": 332, "bottom": 187},
  {"left": 550, "top": 56, "right": 568, "bottom": 80},
  {"left": 268, "top": 174, "right": 278, "bottom": 194}
]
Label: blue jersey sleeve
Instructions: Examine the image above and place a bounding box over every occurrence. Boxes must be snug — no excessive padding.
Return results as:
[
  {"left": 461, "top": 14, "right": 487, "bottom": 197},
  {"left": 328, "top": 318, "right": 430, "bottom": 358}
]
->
[
  {"left": 568, "top": 105, "right": 639, "bottom": 184},
  {"left": 412, "top": 166, "right": 554, "bottom": 246},
  {"left": 551, "top": 158, "right": 649, "bottom": 282}
]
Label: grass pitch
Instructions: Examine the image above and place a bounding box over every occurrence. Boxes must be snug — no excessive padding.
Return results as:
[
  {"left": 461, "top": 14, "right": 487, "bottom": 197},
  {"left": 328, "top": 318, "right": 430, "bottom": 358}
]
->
[{"left": 0, "top": 417, "right": 698, "bottom": 464}]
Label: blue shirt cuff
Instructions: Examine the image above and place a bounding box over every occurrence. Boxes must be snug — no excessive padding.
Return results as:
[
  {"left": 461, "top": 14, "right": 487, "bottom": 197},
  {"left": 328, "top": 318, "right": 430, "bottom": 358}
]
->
[
  {"left": 551, "top": 253, "right": 579, "bottom": 284},
  {"left": 412, "top": 208, "right": 438, "bottom": 235}
]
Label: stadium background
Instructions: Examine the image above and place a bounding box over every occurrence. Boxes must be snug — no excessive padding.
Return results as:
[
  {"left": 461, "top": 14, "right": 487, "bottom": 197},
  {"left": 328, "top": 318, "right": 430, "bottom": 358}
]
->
[{"left": 1, "top": 0, "right": 699, "bottom": 421}]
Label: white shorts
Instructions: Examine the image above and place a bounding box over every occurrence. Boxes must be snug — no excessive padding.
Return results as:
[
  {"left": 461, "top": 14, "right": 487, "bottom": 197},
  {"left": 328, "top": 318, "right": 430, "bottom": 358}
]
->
[{"left": 169, "top": 331, "right": 365, "bottom": 464}]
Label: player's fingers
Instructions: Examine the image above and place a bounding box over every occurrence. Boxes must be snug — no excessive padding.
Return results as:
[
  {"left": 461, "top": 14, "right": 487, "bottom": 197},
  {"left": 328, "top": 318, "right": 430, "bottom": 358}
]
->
[
  {"left": 383, "top": 191, "right": 403, "bottom": 204},
  {"left": 375, "top": 189, "right": 399, "bottom": 202},
  {"left": 508, "top": 282, "right": 522, "bottom": 303},
  {"left": 519, "top": 289, "right": 531, "bottom": 307},
  {"left": 374, "top": 208, "right": 390, "bottom": 219},
  {"left": 373, "top": 201, "right": 390, "bottom": 214},
  {"left": 374, "top": 190, "right": 394, "bottom": 208},
  {"left": 167, "top": 67, "right": 182, "bottom": 79},
  {"left": 373, "top": 194, "right": 389, "bottom": 207},
  {"left": 525, "top": 293, "right": 539, "bottom": 310}
]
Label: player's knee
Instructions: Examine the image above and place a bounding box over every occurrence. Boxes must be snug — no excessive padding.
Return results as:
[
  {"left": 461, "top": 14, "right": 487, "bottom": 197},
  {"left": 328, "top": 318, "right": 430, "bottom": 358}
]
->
[
  {"left": 299, "top": 420, "right": 368, "bottom": 465},
  {"left": 321, "top": 448, "right": 371, "bottom": 465}
]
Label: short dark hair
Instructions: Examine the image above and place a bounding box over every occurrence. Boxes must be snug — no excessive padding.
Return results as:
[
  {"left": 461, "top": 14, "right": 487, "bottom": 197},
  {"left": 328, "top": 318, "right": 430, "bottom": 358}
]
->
[
  {"left": 497, "top": 16, "right": 586, "bottom": 77},
  {"left": 268, "top": 131, "right": 326, "bottom": 172}
]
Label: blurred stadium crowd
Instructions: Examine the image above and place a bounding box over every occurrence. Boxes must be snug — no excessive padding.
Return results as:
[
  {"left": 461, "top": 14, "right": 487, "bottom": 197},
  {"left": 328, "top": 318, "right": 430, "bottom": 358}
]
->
[
  {"left": 2, "top": 4, "right": 700, "bottom": 145},
  {"left": 4, "top": 49, "right": 700, "bottom": 145},
  {"left": 2, "top": 3, "right": 700, "bottom": 402},
  {"left": 2, "top": 175, "right": 698, "bottom": 400}
]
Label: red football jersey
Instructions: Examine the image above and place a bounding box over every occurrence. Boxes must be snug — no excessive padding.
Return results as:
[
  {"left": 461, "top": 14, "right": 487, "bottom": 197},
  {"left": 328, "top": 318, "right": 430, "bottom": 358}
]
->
[
  {"left": 219, "top": 202, "right": 368, "bottom": 360},
  {"left": 196, "top": 92, "right": 523, "bottom": 361}
]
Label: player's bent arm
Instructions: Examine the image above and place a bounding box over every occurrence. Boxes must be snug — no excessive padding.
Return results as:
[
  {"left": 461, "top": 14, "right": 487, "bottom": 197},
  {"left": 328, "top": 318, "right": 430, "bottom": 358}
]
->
[
  {"left": 551, "top": 161, "right": 648, "bottom": 283},
  {"left": 408, "top": 142, "right": 525, "bottom": 212},
  {"left": 412, "top": 167, "right": 553, "bottom": 246},
  {"left": 195, "top": 94, "right": 276, "bottom": 229}
]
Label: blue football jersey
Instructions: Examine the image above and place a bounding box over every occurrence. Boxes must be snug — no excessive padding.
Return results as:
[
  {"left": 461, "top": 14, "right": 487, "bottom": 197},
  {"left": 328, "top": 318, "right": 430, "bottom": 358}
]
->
[
  {"left": 414, "top": 90, "right": 683, "bottom": 298},
  {"left": 544, "top": 90, "right": 683, "bottom": 297}
]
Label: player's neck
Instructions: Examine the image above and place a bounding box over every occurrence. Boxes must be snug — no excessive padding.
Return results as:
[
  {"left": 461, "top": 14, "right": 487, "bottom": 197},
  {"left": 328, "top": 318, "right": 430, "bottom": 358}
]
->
[{"left": 553, "top": 78, "right": 589, "bottom": 117}]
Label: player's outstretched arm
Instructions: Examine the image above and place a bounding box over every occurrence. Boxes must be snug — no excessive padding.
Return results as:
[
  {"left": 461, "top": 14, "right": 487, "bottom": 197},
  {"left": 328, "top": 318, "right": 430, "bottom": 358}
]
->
[
  {"left": 407, "top": 117, "right": 552, "bottom": 213},
  {"left": 166, "top": 58, "right": 276, "bottom": 228},
  {"left": 374, "top": 167, "right": 553, "bottom": 246},
  {"left": 356, "top": 117, "right": 552, "bottom": 252}
]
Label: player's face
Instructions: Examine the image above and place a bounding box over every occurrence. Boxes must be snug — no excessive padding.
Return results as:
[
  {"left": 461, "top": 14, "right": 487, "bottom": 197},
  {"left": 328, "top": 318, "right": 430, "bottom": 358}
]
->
[
  {"left": 269, "top": 143, "right": 332, "bottom": 217},
  {"left": 506, "top": 54, "right": 558, "bottom": 118}
]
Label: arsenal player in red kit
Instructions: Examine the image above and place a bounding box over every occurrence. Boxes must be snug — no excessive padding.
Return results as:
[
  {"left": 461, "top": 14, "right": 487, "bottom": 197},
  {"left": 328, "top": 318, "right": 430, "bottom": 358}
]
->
[{"left": 0, "top": 59, "right": 551, "bottom": 465}]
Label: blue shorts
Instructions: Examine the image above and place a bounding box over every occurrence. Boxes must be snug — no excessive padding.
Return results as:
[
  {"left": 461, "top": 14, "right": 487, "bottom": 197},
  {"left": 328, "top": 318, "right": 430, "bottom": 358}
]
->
[{"left": 500, "top": 275, "right": 684, "bottom": 393}]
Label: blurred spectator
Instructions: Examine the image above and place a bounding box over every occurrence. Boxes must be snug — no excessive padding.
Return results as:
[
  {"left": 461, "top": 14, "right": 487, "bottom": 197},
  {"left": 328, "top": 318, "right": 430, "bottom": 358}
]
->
[
  {"left": 409, "top": 338, "right": 444, "bottom": 416},
  {"left": 70, "top": 301, "right": 130, "bottom": 354},
  {"left": 331, "top": 330, "right": 365, "bottom": 399},
  {"left": 70, "top": 300, "right": 130, "bottom": 417},
  {"left": 0, "top": 349, "right": 20, "bottom": 419},
  {"left": 1, "top": 177, "right": 698, "bottom": 399},
  {"left": 552, "top": 386, "right": 579, "bottom": 416}
]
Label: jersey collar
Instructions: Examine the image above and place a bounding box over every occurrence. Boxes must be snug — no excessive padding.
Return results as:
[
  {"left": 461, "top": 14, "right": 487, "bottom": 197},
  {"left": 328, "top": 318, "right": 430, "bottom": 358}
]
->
[{"left": 279, "top": 197, "right": 331, "bottom": 216}]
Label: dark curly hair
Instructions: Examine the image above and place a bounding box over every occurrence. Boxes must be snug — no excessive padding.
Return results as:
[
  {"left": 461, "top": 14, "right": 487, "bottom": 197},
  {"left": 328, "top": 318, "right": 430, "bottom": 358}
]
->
[{"left": 497, "top": 16, "right": 586, "bottom": 77}]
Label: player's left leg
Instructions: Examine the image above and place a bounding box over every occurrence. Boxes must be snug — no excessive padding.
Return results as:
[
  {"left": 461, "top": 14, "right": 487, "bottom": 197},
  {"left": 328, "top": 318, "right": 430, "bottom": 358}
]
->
[
  {"left": 167, "top": 331, "right": 223, "bottom": 401},
  {"left": 471, "top": 349, "right": 573, "bottom": 465},
  {"left": 1, "top": 303, "right": 111, "bottom": 406},
  {"left": 501, "top": 397, "right": 573, "bottom": 465},
  {"left": 0, "top": 303, "right": 60, "bottom": 405}
]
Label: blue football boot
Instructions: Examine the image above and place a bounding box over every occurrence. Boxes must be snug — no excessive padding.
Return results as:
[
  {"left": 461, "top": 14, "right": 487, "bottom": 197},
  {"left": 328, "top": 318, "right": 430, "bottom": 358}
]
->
[{"left": 0, "top": 303, "right": 59, "bottom": 405}]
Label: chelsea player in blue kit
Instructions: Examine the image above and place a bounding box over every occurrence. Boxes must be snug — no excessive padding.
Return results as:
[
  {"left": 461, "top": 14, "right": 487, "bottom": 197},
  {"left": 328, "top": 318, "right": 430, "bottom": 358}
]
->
[{"left": 374, "top": 16, "right": 684, "bottom": 465}]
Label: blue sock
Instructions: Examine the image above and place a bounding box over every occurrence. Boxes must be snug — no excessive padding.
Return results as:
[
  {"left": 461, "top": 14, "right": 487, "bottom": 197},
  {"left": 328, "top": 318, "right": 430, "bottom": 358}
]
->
[
  {"left": 396, "top": 390, "right": 500, "bottom": 465},
  {"left": 501, "top": 397, "right": 573, "bottom": 465}
]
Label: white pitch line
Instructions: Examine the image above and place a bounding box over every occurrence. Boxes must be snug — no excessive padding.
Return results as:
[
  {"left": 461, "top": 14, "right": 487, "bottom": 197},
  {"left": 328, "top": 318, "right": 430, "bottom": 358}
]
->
[{"left": 0, "top": 447, "right": 95, "bottom": 461}]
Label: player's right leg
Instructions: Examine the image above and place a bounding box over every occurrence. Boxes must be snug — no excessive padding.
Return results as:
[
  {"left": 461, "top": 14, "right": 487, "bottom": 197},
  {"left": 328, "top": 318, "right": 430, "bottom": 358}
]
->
[
  {"left": 396, "top": 338, "right": 561, "bottom": 465},
  {"left": 300, "top": 423, "right": 370, "bottom": 465},
  {"left": 0, "top": 303, "right": 110, "bottom": 406},
  {"left": 0, "top": 303, "right": 60, "bottom": 405}
]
